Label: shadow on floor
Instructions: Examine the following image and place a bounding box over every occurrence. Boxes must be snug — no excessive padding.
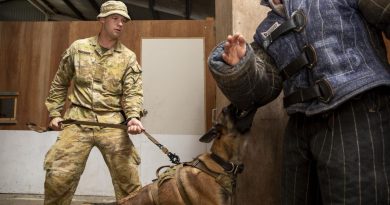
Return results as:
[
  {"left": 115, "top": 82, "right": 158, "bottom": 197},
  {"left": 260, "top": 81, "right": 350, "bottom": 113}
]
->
[{"left": 0, "top": 193, "right": 116, "bottom": 205}]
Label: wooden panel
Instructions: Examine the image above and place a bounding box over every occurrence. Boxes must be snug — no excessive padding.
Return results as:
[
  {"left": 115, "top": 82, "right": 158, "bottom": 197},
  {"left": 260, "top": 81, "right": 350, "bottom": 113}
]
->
[
  {"left": 0, "top": 20, "right": 215, "bottom": 130},
  {"left": 20, "top": 23, "right": 53, "bottom": 130},
  {"left": 0, "top": 22, "right": 23, "bottom": 91},
  {"left": 385, "top": 36, "right": 390, "bottom": 63},
  {"left": 215, "top": 0, "right": 232, "bottom": 43}
]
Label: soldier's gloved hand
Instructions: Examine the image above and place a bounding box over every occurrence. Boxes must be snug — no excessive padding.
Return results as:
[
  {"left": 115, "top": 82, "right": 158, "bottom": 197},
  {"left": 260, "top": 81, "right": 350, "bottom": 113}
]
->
[
  {"left": 127, "top": 118, "right": 145, "bottom": 135},
  {"left": 49, "top": 117, "right": 64, "bottom": 130}
]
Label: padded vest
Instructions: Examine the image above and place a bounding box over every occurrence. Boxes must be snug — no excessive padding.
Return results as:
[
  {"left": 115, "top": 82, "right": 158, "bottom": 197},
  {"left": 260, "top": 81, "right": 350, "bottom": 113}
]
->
[{"left": 254, "top": 0, "right": 390, "bottom": 115}]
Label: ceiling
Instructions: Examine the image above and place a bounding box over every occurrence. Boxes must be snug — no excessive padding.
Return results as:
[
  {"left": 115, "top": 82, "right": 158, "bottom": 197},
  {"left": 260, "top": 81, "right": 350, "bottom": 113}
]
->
[{"left": 0, "top": 0, "right": 215, "bottom": 21}]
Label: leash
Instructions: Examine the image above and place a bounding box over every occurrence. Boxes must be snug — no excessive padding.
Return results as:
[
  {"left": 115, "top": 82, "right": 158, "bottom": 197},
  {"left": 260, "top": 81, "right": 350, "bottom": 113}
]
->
[
  {"left": 26, "top": 122, "right": 52, "bottom": 133},
  {"left": 26, "top": 119, "right": 181, "bottom": 164}
]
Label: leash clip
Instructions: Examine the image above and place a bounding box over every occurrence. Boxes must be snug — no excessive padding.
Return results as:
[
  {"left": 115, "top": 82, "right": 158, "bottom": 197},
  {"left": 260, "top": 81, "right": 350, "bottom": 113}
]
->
[{"left": 226, "top": 163, "right": 245, "bottom": 175}]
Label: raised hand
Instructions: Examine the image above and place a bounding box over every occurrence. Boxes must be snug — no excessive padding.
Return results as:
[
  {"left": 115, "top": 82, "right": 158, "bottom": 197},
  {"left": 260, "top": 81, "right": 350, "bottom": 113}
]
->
[{"left": 222, "top": 34, "right": 247, "bottom": 66}]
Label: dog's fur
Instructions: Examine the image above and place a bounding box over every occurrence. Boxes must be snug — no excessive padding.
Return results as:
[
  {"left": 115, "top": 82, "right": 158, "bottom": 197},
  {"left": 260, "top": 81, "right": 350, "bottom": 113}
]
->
[{"left": 87, "top": 105, "right": 250, "bottom": 205}]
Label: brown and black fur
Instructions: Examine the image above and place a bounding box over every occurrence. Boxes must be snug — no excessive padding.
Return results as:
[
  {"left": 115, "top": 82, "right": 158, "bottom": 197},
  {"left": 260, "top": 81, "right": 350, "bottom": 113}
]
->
[{"left": 87, "top": 105, "right": 253, "bottom": 205}]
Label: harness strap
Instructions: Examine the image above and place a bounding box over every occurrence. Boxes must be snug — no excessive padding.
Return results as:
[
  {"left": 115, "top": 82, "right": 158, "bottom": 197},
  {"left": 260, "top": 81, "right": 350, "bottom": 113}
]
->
[
  {"left": 279, "top": 44, "right": 317, "bottom": 81},
  {"left": 210, "top": 153, "right": 244, "bottom": 175},
  {"left": 187, "top": 158, "right": 236, "bottom": 194},
  {"left": 262, "top": 10, "right": 306, "bottom": 49},
  {"left": 175, "top": 166, "right": 192, "bottom": 205},
  {"left": 283, "top": 79, "right": 334, "bottom": 107},
  {"left": 185, "top": 159, "right": 219, "bottom": 178},
  {"left": 150, "top": 182, "right": 160, "bottom": 205}
]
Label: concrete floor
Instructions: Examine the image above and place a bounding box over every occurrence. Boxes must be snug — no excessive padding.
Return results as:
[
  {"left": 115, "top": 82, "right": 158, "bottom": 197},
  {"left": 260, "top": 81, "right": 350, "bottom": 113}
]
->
[{"left": 0, "top": 194, "right": 116, "bottom": 205}]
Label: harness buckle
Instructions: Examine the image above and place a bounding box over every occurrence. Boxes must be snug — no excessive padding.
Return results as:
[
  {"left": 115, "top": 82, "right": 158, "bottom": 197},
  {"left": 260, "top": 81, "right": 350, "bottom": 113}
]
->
[
  {"left": 226, "top": 163, "right": 245, "bottom": 175},
  {"left": 291, "top": 10, "right": 307, "bottom": 32},
  {"left": 283, "top": 79, "right": 334, "bottom": 107},
  {"left": 261, "top": 10, "right": 307, "bottom": 49},
  {"left": 279, "top": 44, "right": 317, "bottom": 80},
  {"left": 303, "top": 44, "right": 317, "bottom": 69},
  {"left": 316, "top": 79, "right": 333, "bottom": 103}
]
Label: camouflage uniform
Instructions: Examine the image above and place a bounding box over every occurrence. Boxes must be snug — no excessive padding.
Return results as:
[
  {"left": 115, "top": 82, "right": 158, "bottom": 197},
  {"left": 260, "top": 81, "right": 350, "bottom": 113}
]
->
[{"left": 44, "top": 36, "right": 142, "bottom": 204}]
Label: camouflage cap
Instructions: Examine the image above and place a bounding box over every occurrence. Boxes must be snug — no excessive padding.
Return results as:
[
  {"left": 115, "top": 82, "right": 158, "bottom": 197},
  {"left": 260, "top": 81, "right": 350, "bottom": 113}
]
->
[{"left": 97, "top": 1, "right": 131, "bottom": 20}]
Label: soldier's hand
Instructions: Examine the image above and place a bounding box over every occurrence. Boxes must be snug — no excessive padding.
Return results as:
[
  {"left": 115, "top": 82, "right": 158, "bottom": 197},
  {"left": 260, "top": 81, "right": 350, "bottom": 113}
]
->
[
  {"left": 49, "top": 117, "right": 64, "bottom": 130},
  {"left": 127, "top": 118, "right": 145, "bottom": 135},
  {"left": 222, "top": 33, "right": 247, "bottom": 66}
]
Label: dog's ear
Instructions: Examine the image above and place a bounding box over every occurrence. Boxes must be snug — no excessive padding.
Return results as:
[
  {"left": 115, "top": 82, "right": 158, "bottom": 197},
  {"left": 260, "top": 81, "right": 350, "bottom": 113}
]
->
[{"left": 199, "top": 126, "right": 220, "bottom": 143}]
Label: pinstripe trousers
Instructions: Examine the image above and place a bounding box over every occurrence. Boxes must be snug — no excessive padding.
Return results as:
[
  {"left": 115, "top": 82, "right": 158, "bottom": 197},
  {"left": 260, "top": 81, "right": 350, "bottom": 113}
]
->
[{"left": 281, "top": 88, "right": 390, "bottom": 205}]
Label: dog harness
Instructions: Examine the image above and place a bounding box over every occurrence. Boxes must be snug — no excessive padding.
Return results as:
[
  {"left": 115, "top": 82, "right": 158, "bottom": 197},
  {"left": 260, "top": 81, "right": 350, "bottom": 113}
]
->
[{"left": 149, "top": 153, "right": 244, "bottom": 205}]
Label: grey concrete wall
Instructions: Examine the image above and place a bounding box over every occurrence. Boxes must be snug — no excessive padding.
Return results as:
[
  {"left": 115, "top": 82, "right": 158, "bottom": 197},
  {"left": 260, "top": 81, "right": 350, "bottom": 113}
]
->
[{"left": 0, "top": 130, "right": 207, "bottom": 196}]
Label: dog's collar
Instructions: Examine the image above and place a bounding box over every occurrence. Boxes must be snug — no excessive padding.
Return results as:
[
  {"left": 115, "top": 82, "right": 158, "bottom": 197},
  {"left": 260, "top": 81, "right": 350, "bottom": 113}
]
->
[{"left": 210, "top": 153, "right": 244, "bottom": 175}]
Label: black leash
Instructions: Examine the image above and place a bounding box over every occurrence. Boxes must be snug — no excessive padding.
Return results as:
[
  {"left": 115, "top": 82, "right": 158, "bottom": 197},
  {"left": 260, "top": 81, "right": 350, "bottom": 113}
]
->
[{"left": 141, "top": 130, "right": 180, "bottom": 164}]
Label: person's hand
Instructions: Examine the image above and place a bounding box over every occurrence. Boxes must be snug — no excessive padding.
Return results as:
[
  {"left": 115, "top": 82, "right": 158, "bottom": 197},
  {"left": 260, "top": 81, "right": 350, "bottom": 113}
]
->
[
  {"left": 127, "top": 118, "right": 145, "bottom": 135},
  {"left": 49, "top": 117, "right": 64, "bottom": 130},
  {"left": 222, "top": 33, "right": 247, "bottom": 66}
]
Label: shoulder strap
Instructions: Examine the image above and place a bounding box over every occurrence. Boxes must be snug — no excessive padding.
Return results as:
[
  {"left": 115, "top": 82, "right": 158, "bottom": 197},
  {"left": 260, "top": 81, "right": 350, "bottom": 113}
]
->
[
  {"left": 150, "top": 182, "right": 160, "bottom": 205},
  {"left": 175, "top": 166, "right": 192, "bottom": 205}
]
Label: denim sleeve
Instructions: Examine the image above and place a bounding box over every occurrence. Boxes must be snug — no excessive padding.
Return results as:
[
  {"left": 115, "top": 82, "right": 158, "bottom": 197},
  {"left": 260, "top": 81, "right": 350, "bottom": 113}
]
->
[{"left": 358, "top": 0, "right": 390, "bottom": 38}]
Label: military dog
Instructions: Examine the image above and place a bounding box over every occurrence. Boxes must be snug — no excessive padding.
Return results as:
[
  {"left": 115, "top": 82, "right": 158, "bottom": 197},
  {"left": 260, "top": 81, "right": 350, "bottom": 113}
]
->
[{"left": 88, "top": 104, "right": 255, "bottom": 205}]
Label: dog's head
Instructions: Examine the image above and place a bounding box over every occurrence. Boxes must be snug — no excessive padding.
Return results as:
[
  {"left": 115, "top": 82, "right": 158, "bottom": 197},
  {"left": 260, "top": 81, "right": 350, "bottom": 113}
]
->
[
  {"left": 199, "top": 104, "right": 256, "bottom": 160},
  {"left": 200, "top": 104, "right": 256, "bottom": 143}
]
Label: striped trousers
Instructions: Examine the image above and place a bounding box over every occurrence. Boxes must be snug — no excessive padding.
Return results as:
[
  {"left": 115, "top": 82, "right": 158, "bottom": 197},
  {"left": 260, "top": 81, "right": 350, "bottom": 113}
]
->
[{"left": 282, "top": 88, "right": 390, "bottom": 205}]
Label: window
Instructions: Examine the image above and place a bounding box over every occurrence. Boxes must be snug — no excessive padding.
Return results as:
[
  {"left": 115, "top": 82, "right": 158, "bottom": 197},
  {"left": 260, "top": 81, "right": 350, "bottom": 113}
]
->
[{"left": 0, "top": 92, "right": 18, "bottom": 124}]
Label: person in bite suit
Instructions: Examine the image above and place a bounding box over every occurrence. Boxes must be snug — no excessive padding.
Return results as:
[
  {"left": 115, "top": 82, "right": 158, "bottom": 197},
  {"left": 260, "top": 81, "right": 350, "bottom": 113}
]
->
[{"left": 208, "top": 0, "right": 390, "bottom": 204}]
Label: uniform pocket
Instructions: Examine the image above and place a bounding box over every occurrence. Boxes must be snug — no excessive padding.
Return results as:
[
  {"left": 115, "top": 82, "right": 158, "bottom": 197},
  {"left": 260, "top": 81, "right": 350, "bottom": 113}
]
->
[
  {"left": 103, "top": 76, "right": 122, "bottom": 94},
  {"left": 75, "top": 50, "right": 93, "bottom": 86}
]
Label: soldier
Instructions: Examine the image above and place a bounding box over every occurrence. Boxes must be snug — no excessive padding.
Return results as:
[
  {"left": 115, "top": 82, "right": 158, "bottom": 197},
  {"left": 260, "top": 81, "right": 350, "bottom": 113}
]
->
[
  {"left": 208, "top": 0, "right": 390, "bottom": 204},
  {"left": 43, "top": 1, "right": 144, "bottom": 204}
]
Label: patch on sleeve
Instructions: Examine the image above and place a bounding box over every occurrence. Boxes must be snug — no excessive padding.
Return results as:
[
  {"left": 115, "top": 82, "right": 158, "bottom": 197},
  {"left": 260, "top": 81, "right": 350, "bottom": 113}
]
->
[{"left": 261, "top": 22, "right": 281, "bottom": 39}]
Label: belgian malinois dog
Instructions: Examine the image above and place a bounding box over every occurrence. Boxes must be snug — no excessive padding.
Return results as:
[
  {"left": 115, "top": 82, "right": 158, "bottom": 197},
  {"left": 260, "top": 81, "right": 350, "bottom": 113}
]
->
[{"left": 88, "top": 104, "right": 255, "bottom": 205}]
